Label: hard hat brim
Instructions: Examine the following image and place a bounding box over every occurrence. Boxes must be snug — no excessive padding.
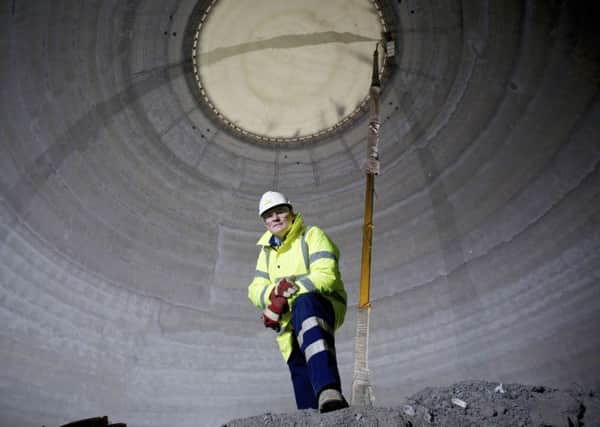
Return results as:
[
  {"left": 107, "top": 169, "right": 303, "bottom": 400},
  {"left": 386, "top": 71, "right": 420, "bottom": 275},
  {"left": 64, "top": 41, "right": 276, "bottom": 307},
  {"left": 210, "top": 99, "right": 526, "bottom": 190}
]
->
[{"left": 259, "top": 203, "right": 292, "bottom": 218}]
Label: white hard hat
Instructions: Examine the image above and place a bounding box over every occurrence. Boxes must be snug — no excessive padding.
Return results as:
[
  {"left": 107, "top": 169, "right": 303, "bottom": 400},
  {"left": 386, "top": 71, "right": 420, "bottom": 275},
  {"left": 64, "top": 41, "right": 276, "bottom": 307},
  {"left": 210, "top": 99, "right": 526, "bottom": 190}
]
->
[{"left": 259, "top": 191, "right": 292, "bottom": 217}]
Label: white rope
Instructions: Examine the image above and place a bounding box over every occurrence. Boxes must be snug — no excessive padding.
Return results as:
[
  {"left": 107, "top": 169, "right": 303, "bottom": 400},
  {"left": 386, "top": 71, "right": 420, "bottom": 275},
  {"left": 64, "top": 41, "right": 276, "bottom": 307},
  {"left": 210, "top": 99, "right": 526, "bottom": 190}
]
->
[{"left": 351, "top": 306, "right": 375, "bottom": 406}]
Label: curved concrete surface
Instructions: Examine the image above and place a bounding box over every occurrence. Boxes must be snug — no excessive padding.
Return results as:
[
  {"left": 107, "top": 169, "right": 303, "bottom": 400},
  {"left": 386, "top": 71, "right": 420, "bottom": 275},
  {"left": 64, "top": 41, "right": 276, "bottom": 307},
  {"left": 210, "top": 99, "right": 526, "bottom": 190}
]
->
[{"left": 1, "top": 1, "right": 599, "bottom": 426}]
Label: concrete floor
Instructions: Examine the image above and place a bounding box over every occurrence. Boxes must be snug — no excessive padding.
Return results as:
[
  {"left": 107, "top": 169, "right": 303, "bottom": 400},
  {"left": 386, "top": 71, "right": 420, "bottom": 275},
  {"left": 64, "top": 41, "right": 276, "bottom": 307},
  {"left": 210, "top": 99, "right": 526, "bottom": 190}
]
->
[{"left": 1, "top": 1, "right": 599, "bottom": 426}]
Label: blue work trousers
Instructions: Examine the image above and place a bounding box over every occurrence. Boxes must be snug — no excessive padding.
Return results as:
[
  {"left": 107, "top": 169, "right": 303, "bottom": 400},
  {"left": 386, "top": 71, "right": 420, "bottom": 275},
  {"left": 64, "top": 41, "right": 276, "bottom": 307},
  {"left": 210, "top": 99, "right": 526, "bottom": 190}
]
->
[{"left": 286, "top": 293, "right": 342, "bottom": 409}]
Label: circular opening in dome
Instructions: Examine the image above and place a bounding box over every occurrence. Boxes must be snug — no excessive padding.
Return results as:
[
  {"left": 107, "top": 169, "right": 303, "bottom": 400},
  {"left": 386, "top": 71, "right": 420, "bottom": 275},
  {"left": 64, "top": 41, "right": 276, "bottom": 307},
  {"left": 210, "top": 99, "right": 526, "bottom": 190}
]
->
[{"left": 190, "top": 0, "right": 390, "bottom": 145}]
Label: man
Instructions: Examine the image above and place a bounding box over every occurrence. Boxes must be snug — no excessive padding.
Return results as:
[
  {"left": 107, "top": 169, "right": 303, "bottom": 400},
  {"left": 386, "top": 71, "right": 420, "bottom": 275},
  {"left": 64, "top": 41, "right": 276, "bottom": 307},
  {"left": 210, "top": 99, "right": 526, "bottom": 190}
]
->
[{"left": 248, "top": 191, "right": 349, "bottom": 413}]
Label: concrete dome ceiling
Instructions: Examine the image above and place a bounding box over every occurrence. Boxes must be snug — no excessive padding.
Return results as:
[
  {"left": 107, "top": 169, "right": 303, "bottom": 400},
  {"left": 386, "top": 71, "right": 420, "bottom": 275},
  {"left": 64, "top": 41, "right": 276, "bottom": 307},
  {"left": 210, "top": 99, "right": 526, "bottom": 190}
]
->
[{"left": 1, "top": 1, "right": 599, "bottom": 426}]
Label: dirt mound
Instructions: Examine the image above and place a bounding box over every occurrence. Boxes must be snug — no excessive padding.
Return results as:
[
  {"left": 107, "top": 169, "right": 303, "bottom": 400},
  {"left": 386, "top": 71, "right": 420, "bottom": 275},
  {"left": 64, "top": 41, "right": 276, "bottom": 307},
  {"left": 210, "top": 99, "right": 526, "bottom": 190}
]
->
[{"left": 223, "top": 381, "right": 600, "bottom": 426}]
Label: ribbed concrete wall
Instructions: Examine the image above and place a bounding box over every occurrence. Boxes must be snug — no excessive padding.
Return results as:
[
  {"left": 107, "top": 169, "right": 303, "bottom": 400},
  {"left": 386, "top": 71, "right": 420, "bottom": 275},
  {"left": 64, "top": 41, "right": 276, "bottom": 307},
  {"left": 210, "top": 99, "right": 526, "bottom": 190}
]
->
[{"left": 1, "top": 1, "right": 599, "bottom": 426}]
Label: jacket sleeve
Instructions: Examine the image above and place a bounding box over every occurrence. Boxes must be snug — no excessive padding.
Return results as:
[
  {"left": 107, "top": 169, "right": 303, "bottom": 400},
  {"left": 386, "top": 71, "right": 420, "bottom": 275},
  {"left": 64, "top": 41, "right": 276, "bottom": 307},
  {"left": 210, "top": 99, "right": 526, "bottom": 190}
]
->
[
  {"left": 292, "top": 227, "right": 343, "bottom": 300},
  {"left": 248, "top": 247, "right": 275, "bottom": 309}
]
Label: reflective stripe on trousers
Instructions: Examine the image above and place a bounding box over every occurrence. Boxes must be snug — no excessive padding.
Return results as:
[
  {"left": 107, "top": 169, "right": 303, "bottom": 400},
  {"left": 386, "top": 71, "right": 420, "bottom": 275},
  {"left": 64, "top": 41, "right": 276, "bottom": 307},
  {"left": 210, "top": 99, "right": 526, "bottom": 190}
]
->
[{"left": 297, "top": 316, "right": 334, "bottom": 350}]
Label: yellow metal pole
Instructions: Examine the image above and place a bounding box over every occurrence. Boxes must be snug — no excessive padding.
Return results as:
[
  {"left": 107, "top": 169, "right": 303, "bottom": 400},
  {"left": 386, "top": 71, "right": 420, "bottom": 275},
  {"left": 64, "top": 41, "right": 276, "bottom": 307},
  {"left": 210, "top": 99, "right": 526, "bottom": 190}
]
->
[
  {"left": 359, "top": 173, "right": 375, "bottom": 308},
  {"left": 358, "top": 44, "right": 381, "bottom": 309}
]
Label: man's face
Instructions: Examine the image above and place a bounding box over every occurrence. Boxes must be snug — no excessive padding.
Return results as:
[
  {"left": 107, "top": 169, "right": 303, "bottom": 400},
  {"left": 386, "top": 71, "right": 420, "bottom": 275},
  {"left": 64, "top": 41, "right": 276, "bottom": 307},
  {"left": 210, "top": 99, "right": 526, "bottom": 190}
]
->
[{"left": 262, "top": 205, "right": 293, "bottom": 238}]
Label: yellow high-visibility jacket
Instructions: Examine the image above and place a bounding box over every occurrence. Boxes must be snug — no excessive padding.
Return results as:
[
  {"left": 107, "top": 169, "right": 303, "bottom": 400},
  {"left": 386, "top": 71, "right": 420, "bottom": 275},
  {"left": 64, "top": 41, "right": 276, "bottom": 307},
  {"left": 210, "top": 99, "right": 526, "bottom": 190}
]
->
[{"left": 248, "top": 213, "right": 347, "bottom": 361}]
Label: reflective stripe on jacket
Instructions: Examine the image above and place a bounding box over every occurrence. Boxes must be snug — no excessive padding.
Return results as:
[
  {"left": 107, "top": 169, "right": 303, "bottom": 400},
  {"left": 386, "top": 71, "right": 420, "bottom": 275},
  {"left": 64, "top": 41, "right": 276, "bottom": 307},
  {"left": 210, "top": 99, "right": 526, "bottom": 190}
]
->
[{"left": 248, "top": 213, "right": 347, "bottom": 361}]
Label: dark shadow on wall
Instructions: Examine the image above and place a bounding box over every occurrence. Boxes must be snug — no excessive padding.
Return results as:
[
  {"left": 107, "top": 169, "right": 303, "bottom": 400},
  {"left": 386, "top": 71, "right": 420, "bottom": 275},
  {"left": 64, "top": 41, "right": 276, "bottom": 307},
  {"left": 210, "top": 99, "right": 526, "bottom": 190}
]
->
[
  {"left": 0, "top": 61, "right": 186, "bottom": 244},
  {"left": 396, "top": 86, "right": 488, "bottom": 381}
]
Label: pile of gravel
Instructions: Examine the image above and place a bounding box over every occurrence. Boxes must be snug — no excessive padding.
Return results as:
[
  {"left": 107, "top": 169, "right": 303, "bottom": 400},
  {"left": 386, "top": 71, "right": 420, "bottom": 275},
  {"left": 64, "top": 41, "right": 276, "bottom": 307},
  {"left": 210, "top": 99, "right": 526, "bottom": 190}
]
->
[{"left": 223, "top": 380, "right": 600, "bottom": 426}]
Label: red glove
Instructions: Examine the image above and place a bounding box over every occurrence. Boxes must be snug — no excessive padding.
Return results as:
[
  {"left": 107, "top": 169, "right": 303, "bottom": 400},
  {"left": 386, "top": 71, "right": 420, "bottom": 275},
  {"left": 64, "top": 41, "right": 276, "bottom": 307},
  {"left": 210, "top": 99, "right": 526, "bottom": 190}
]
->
[
  {"left": 274, "top": 278, "right": 299, "bottom": 299},
  {"left": 262, "top": 312, "right": 280, "bottom": 331},
  {"left": 262, "top": 290, "right": 288, "bottom": 331},
  {"left": 269, "top": 290, "right": 289, "bottom": 314}
]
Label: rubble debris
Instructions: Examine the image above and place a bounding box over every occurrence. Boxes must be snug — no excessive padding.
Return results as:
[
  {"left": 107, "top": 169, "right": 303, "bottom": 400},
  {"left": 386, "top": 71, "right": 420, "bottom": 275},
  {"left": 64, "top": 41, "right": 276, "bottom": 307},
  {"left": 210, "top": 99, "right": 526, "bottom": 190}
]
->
[
  {"left": 402, "top": 404, "right": 416, "bottom": 416},
  {"left": 223, "top": 380, "right": 600, "bottom": 426},
  {"left": 451, "top": 397, "right": 467, "bottom": 409}
]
